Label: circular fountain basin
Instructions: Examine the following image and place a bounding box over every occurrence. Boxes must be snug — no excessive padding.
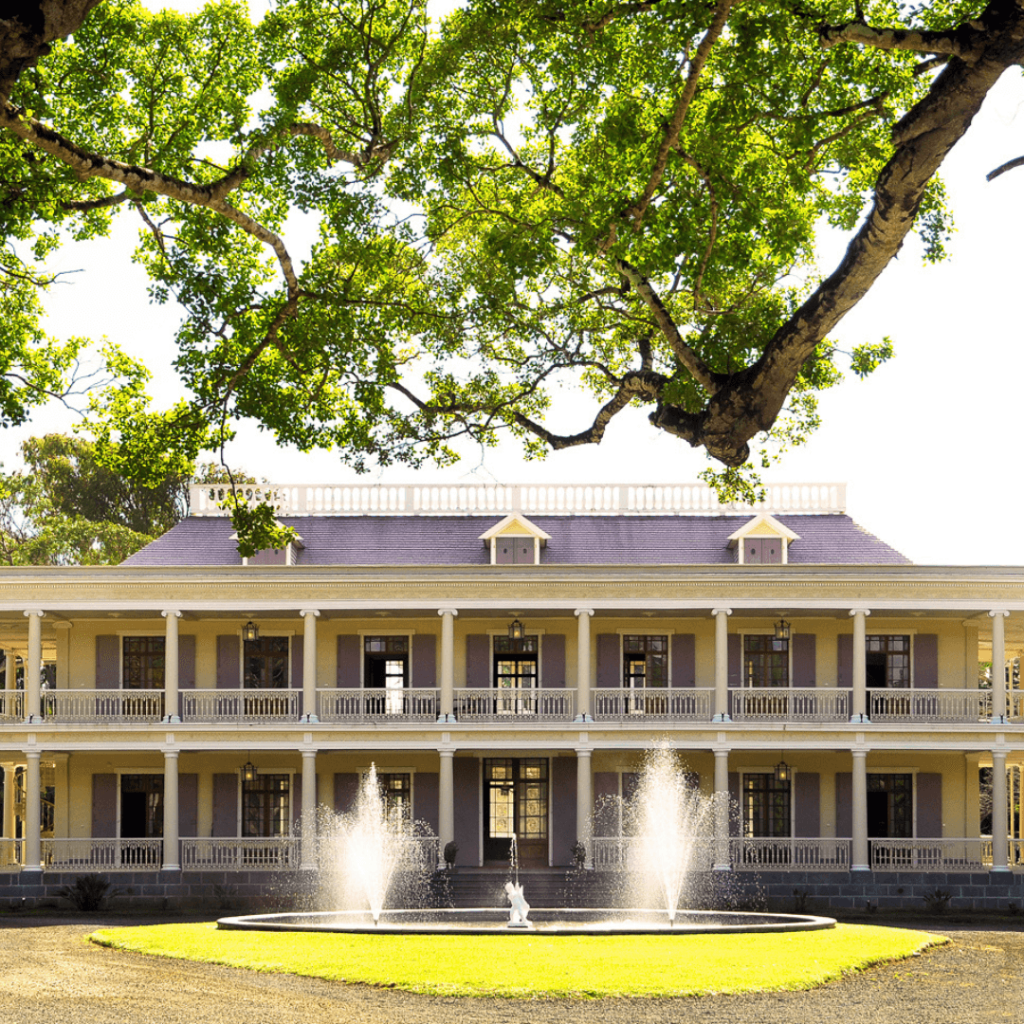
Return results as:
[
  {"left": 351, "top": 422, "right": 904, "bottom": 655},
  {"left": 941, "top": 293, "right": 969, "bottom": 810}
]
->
[{"left": 218, "top": 908, "right": 836, "bottom": 935}]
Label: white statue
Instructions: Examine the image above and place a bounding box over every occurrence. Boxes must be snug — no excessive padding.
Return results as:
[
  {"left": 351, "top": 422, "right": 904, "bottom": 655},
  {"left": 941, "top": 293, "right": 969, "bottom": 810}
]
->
[{"left": 504, "top": 881, "right": 530, "bottom": 927}]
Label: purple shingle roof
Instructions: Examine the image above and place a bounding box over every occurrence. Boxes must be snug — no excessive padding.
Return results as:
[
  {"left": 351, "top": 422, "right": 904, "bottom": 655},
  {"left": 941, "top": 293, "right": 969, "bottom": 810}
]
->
[{"left": 122, "top": 514, "right": 910, "bottom": 567}]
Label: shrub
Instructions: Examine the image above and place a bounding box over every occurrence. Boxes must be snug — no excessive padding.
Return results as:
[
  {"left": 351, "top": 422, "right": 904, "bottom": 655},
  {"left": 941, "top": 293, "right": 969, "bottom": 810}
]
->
[
  {"left": 443, "top": 841, "right": 458, "bottom": 869},
  {"left": 57, "top": 875, "right": 124, "bottom": 912},
  {"left": 921, "top": 888, "right": 953, "bottom": 915}
]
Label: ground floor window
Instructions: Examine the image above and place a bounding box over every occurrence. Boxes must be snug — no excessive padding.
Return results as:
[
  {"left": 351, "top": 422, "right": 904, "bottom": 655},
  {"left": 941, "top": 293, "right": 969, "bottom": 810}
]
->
[
  {"left": 742, "top": 773, "right": 790, "bottom": 838},
  {"left": 376, "top": 771, "right": 411, "bottom": 824},
  {"left": 120, "top": 774, "right": 163, "bottom": 839},
  {"left": 242, "top": 773, "right": 290, "bottom": 837}
]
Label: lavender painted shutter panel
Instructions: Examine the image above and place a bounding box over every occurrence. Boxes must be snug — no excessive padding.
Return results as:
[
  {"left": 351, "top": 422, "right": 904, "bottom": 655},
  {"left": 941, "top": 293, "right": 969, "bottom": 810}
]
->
[
  {"left": 291, "top": 774, "right": 302, "bottom": 828},
  {"left": 466, "top": 635, "right": 489, "bottom": 687},
  {"left": 746, "top": 538, "right": 763, "bottom": 564},
  {"left": 792, "top": 634, "right": 816, "bottom": 687},
  {"left": 91, "top": 774, "right": 117, "bottom": 837},
  {"left": 551, "top": 757, "right": 576, "bottom": 867},
  {"left": 836, "top": 773, "right": 852, "bottom": 837},
  {"left": 917, "top": 774, "right": 942, "bottom": 837},
  {"left": 838, "top": 635, "right": 853, "bottom": 688},
  {"left": 178, "top": 635, "right": 196, "bottom": 689},
  {"left": 453, "top": 758, "right": 479, "bottom": 866},
  {"left": 334, "top": 772, "right": 359, "bottom": 813},
  {"left": 914, "top": 634, "right": 938, "bottom": 688},
  {"left": 544, "top": 634, "right": 565, "bottom": 688},
  {"left": 291, "top": 635, "right": 303, "bottom": 689},
  {"left": 764, "top": 538, "right": 782, "bottom": 564},
  {"left": 671, "top": 634, "right": 695, "bottom": 687},
  {"left": 212, "top": 774, "right": 238, "bottom": 837},
  {"left": 412, "top": 634, "right": 436, "bottom": 688},
  {"left": 794, "top": 773, "right": 820, "bottom": 838},
  {"left": 95, "top": 636, "right": 119, "bottom": 689},
  {"left": 336, "top": 635, "right": 360, "bottom": 687},
  {"left": 179, "top": 773, "right": 198, "bottom": 837},
  {"left": 216, "top": 635, "right": 239, "bottom": 689},
  {"left": 727, "top": 634, "right": 741, "bottom": 688},
  {"left": 728, "top": 773, "right": 740, "bottom": 837},
  {"left": 596, "top": 634, "right": 619, "bottom": 687},
  {"left": 417, "top": 772, "right": 439, "bottom": 835},
  {"left": 593, "top": 772, "right": 619, "bottom": 836}
]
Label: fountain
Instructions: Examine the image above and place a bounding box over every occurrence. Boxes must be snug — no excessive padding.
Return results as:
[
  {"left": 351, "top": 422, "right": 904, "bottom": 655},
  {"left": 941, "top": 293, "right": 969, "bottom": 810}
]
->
[{"left": 219, "top": 752, "right": 834, "bottom": 936}]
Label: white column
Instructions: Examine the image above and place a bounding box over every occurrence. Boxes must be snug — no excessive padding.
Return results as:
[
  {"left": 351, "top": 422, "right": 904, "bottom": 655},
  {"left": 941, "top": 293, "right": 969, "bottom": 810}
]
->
[
  {"left": 989, "top": 610, "right": 1009, "bottom": 724},
  {"left": 24, "top": 751, "right": 41, "bottom": 872},
  {"left": 574, "top": 609, "right": 594, "bottom": 722},
  {"left": 301, "top": 749, "right": 317, "bottom": 868},
  {"left": 163, "top": 749, "right": 180, "bottom": 870},
  {"left": 576, "top": 747, "right": 593, "bottom": 868},
  {"left": 300, "top": 610, "right": 320, "bottom": 723},
  {"left": 438, "top": 749, "right": 454, "bottom": 867},
  {"left": 437, "top": 609, "right": 457, "bottom": 723},
  {"left": 162, "top": 610, "right": 181, "bottom": 723},
  {"left": 851, "top": 749, "right": 869, "bottom": 871},
  {"left": 24, "top": 610, "right": 43, "bottom": 722},
  {"left": 713, "top": 748, "right": 731, "bottom": 871},
  {"left": 712, "top": 609, "right": 731, "bottom": 722},
  {"left": 991, "top": 749, "right": 1009, "bottom": 872},
  {"left": 850, "top": 609, "right": 871, "bottom": 724}
]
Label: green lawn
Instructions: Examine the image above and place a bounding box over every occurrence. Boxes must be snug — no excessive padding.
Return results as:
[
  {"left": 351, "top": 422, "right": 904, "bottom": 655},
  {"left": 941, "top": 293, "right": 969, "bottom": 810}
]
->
[{"left": 89, "top": 922, "right": 944, "bottom": 998}]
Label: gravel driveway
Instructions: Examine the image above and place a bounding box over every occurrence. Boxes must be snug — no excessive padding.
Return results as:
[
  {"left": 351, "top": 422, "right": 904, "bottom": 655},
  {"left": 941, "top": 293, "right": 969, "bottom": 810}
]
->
[{"left": 0, "top": 917, "right": 1020, "bottom": 1024}]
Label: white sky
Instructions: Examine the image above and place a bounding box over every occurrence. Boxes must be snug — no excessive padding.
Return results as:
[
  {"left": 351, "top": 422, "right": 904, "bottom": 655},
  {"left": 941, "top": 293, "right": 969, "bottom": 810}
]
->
[{"left": 7, "top": 2, "right": 1024, "bottom": 566}]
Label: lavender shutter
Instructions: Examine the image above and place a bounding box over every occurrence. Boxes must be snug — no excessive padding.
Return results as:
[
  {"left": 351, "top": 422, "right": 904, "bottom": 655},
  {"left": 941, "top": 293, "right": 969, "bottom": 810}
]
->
[
  {"left": 95, "top": 636, "right": 119, "bottom": 688},
  {"left": 216, "top": 635, "right": 239, "bottom": 689},
  {"left": 416, "top": 772, "right": 439, "bottom": 835},
  {"left": 334, "top": 772, "right": 359, "bottom": 813},
  {"left": 838, "top": 634, "right": 853, "bottom": 687},
  {"left": 412, "top": 634, "right": 436, "bottom": 688},
  {"left": 212, "top": 774, "right": 238, "bottom": 836},
  {"left": 728, "top": 773, "right": 740, "bottom": 837},
  {"left": 178, "top": 773, "right": 198, "bottom": 837},
  {"left": 91, "top": 774, "right": 117, "bottom": 837},
  {"left": 914, "top": 634, "right": 938, "bottom": 688},
  {"left": 727, "top": 634, "right": 741, "bottom": 688},
  {"left": 794, "top": 773, "right": 820, "bottom": 838},
  {"left": 466, "top": 635, "right": 489, "bottom": 687},
  {"left": 792, "top": 634, "right": 816, "bottom": 687},
  {"left": 592, "top": 772, "right": 619, "bottom": 837},
  {"left": 551, "top": 757, "right": 576, "bottom": 867},
  {"left": 336, "top": 635, "right": 360, "bottom": 687},
  {"left": 178, "top": 635, "right": 196, "bottom": 689},
  {"left": 763, "top": 538, "right": 782, "bottom": 564},
  {"left": 291, "top": 635, "right": 303, "bottom": 689},
  {"left": 596, "top": 634, "right": 619, "bottom": 687},
  {"left": 543, "top": 634, "right": 565, "bottom": 688},
  {"left": 453, "top": 757, "right": 479, "bottom": 865},
  {"left": 916, "top": 774, "right": 942, "bottom": 837},
  {"left": 291, "top": 774, "right": 302, "bottom": 828},
  {"left": 745, "top": 538, "right": 763, "bottom": 564},
  {"left": 671, "top": 634, "right": 695, "bottom": 687},
  {"left": 836, "top": 772, "right": 852, "bottom": 837}
]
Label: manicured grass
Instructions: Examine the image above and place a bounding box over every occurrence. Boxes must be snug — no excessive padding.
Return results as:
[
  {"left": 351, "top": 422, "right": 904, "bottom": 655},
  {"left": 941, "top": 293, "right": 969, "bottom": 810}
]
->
[{"left": 89, "top": 922, "right": 944, "bottom": 998}]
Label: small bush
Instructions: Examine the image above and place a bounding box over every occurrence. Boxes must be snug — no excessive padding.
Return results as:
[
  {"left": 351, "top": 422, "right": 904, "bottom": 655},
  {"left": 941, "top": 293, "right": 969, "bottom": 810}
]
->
[
  {"left": 921, "top": 888, "right": 953, "bottom": 915},
  {"left": 57, "top": 875, "right": 124, "bottom": 912},
  {"left": 443, "top": 841, "right": 458, "bottom": 869}
]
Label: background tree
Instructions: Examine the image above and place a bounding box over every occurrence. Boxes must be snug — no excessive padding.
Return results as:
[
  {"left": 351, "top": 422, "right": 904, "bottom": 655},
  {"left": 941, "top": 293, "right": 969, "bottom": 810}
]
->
[{"left": 0, "top": 0, "right": 1022, "bottom": 516}]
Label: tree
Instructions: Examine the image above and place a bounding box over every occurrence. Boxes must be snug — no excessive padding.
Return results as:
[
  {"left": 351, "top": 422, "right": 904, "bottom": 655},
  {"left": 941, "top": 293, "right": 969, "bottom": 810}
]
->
[{"left": 1, "top": 0, "right": 1023, "bottom": 504}]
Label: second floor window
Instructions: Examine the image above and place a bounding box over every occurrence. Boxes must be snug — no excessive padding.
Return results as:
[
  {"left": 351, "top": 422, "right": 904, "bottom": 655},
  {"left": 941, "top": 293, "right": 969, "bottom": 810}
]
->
[
  {"left": 244, "top": 636, "right": 289, "bottom": 689},
  {"left": 744, "top": 635, "right": 789, "bottom": 688},
  {"left": 123, "top": 637, "right": 165, "bottom": 690},
  {"left": 623, "top": 635, "right": 668, "bottom": 688},
  {"left": 866, "top": 635, "right": 910, "bottom": 689}
]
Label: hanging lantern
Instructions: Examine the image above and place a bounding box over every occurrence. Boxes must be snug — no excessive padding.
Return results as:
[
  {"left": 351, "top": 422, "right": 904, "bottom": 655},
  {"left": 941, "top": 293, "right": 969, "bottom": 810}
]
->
[
  {"left": 774, "top": 618, "right": 791, "bottom": 641},
  {"left": 241, "top": 757, "right": 258, "bottom": 783},
  {"left": 774, "top": 758, "right": 791, "bottom": 784},
  {"left": 508, "top": 618, "right": 525, "bottom": 641},
  {"left": 243, "top": 620, "right": 260, "bottom": 643}
]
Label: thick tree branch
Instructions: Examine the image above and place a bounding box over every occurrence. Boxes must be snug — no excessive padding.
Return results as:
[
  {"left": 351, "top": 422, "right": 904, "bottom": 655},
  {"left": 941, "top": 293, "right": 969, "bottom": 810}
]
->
[
  {"left": 987, "top": 153, "right": 1024, "bottom": 180},
  {"left": 818, "top": 20, "right": 988, "bottom": 62},
  {"left": 624, "top": 0, "right": 732, "bottom": 230}
]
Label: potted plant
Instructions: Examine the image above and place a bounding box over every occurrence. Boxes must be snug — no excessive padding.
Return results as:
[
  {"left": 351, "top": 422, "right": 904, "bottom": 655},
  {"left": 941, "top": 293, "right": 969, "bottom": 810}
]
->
[{"left": 443, "top": 840, "right": 458, "bottom": 870}]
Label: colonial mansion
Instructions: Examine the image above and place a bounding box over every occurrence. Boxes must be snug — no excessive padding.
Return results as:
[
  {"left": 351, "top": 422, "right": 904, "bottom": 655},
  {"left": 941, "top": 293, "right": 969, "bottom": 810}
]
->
[{"left": 1, "top": 481, "right": 1021, "bottom": 909}]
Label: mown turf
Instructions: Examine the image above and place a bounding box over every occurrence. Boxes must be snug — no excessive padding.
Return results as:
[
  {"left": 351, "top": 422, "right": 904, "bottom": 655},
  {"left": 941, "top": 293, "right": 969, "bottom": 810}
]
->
[{"left": 89, "top": 922, "right": 944, "bottom": 998}]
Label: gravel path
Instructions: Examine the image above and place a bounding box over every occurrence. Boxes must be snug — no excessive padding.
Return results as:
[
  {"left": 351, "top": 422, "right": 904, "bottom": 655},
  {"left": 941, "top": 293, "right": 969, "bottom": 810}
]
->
[{"left": 0, "top": 918, "right": 1020, "bottom": 1024}]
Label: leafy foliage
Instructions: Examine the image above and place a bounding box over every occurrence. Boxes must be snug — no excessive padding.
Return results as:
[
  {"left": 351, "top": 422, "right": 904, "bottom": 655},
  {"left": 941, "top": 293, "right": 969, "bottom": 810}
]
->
[{"left": 57, "top": 875, "right": 125, "bottom": 912}]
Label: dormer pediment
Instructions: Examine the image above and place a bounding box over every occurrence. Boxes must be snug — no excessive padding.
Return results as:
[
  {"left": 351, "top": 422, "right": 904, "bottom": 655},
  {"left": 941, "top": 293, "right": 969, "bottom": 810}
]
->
[
  {"left": 233, "top": 524, "right": 305, "bottom": 566},
  {"left": 479, "top": 514, "right": 549, "bottom": 565},
  {"left": 727, "top": 513, "right": 799, "bottom": 565}
]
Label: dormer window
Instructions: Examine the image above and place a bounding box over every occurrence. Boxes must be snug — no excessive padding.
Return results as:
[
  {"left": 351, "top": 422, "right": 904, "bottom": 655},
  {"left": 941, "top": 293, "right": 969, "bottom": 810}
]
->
[
  {"left": 479, "top": 514, "right": 551, "bottom": 566},
  {"left": 728, "top": 514, "right": 799, "bottom": 565},
  {"left": 239, "top": 530, "right": 304, "bottom": 566}
]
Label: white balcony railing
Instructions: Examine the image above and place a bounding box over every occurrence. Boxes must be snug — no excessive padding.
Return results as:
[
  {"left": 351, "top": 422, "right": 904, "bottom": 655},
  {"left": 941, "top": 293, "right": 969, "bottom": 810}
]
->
[
  {"left": 180, "top": 837, "right": 299, "bottom": 871},
  {"left": 731, "top": 688, "right": 849, "bottom": 722},
  {"left": 589, "top": 837, "right": 717, "bottom": 873},
  {"left": 731, "top": 838, "right": 851, "bottom": 871},
  {"left": 592, "top": 688, "right": 713, "bottom": 721},
  {"left": 870, "top": 689, "right": 991, "bottom": 723},
  {"left": 455, "top": 688, "right": 575, "bottom": 722},
  {"left": 189, "top": 481, "right": 846, "bottom": 517},
  {"left": 0, "top": 839, "right": 23, "bottom": 869},
  {"left": 1010, "top": 693, "right": 1024, "bottom": 721},
  {"left": 869, "top": 838, "right": 995, "bottom": 871},
  {"left": 0, "top": 691, "right": 23, "bottom": 721},
  {"left": 180, "top": 689, "right": 299, "bottom": 722},
  {"left": 42, "top": 690, "right": 166, "bottom": 723},
  {"left": 317, "top": 688, "right": 439, "bottom": 722},
  {"left": 42, "top": 838, "right": 164, "bottom": 871},
  {"left": 1011, "top": 840, "right": 1024, "bottom": 867}
]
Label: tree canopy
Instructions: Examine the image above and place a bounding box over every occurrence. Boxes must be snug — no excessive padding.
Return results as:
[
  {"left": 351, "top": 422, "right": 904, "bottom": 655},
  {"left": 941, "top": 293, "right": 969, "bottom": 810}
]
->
[{"left": 2, "top": 0, "right": 1023, "bottom": 508}]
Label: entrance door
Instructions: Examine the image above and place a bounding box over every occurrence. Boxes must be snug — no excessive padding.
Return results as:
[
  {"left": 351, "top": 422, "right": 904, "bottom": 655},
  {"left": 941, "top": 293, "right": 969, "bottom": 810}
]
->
[
  {"left": 120, "top": 774, "right": 163, "bottom": 866},
  {"left": 867, "top": 773, "right": 913, "bottom": 866},
  {"left": 483, "top": 758, "right": 548, "bottom": 866}
]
